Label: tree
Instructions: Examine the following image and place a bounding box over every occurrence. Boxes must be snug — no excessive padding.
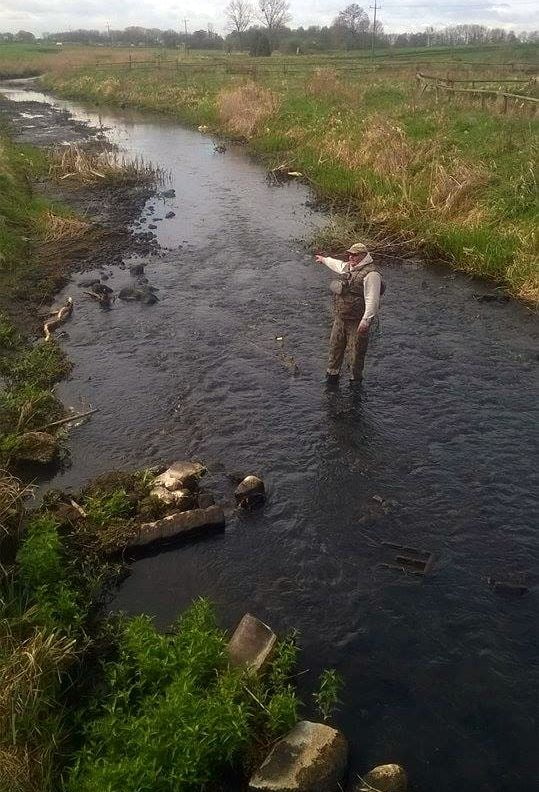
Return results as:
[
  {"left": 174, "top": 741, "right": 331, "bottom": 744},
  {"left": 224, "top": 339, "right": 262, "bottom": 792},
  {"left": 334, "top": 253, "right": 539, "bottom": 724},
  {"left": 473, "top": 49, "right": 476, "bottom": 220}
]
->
[
  {"left": 250, "top": 30, "right": 271, "bottom": 56},
  {"left": 258, "top": 0, "right": 291, "bottom": 48},
  {"left": 332, "top": 4, "right": 370, "bottom": 49},
  {"left": 225, "top": 0, "right": 253, "bottom": 50},
  {"left": 15, "top": 30, "right": 35, "bottom": 42}
]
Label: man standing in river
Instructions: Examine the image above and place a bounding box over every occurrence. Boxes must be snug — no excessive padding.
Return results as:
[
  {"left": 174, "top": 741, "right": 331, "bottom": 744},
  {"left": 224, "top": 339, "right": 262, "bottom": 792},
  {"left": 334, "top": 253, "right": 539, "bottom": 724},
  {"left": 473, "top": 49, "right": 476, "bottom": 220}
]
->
[{"left": 315, "top": 243, "right": 383, "bottom": 385}]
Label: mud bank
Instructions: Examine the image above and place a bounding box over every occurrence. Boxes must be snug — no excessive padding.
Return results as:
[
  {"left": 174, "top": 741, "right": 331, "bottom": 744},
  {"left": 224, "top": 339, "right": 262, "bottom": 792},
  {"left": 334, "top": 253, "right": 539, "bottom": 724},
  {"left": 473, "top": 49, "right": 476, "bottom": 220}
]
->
[{"left": 0, "top": 90, "right": 158, "bottom": 332}]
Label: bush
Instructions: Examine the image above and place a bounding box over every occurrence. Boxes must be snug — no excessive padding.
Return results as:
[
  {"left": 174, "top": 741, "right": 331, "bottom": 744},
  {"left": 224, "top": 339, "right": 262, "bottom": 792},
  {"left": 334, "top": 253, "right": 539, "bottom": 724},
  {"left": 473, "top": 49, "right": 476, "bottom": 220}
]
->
[
  {"left": 16, "top": 513, "right": 84, "bottom": 631},
  {"left": 67, "top": 600, "right": 301, "bottom": 792},
  {"left": 250, "top": 32, "right": 271, "bottom": 57}
]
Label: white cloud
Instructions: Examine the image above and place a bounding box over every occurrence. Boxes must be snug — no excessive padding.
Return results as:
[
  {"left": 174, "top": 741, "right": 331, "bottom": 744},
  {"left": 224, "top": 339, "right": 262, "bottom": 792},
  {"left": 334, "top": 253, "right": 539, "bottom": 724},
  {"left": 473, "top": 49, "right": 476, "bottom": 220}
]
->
[{"left": 0, "top": 0, "right": 537, "bottom": 35}]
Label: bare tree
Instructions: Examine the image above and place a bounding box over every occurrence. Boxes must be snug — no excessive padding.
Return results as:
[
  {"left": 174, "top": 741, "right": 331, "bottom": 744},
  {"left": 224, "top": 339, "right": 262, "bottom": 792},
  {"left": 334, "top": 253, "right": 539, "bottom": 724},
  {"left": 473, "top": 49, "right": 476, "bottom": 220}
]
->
[
  {"left": 332, "top": 4, "right": 370, "bottom": 49},
  {"left": 225, "top": 0, "right": 253, "bottom": 49},
  {"left": 258, "top": 0, "right": 291, "bottom": 48}
]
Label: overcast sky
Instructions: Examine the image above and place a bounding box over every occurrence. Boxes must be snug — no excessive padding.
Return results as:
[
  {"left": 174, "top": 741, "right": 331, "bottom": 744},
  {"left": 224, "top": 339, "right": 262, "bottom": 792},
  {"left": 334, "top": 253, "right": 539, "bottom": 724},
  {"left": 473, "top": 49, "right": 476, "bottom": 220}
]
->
[{"left": 1, "top": 0, "right": 537, "bottom": 36}]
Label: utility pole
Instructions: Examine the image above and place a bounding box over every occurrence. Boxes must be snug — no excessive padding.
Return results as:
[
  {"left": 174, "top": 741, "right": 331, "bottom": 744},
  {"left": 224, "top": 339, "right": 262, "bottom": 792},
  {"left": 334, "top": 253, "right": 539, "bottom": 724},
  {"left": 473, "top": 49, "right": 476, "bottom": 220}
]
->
[
  {"left": 370, "top": 0, "right": 379, "bottom": 60},
  {"left": 183, "top": 18, "right": 189, "bottom": 52}
]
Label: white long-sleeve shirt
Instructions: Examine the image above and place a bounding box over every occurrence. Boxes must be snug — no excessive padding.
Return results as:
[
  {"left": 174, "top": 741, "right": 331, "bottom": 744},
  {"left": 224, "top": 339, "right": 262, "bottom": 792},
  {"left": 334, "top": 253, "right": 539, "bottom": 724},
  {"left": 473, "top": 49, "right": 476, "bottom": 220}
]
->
[{"left": 320, "top": 255, "right": 382, "bottom": 324}]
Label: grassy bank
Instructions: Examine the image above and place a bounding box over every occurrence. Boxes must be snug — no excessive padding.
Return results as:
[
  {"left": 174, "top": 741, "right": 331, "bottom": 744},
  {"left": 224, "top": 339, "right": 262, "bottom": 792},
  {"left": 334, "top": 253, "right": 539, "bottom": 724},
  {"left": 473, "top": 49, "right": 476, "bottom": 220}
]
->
[
  {"left": 38, "top": 51, "right": 538, "bottom": 302},
  {"left": 2, "top": 467, "right": 340, "bottom": 792},
  {"left": 0, "top": 133, "right": 73, "bottom": 467}
]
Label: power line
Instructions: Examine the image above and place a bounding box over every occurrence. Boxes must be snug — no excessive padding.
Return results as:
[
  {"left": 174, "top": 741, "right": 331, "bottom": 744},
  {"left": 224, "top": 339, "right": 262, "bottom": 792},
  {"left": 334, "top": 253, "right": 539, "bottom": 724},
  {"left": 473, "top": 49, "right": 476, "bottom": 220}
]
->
[{"left": 370, "top": 0, "right": 380, "bottom": 58}]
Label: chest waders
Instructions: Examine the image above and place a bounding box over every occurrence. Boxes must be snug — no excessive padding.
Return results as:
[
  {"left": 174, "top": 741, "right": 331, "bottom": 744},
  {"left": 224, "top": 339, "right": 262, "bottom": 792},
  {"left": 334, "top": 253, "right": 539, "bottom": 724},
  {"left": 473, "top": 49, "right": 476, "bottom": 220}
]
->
[{"left": 327, "top": 265, "right": 385, "bottom": 380}]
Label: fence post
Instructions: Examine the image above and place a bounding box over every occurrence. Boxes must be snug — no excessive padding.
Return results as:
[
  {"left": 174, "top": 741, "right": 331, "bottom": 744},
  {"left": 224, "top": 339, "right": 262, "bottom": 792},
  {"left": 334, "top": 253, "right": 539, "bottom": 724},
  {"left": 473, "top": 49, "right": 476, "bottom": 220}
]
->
[
  {"left": 129, "top": 54, "right": 132, "bottom": 70},
  {"left": 502, "top": 95, "right": 508, "bottom": 114}
]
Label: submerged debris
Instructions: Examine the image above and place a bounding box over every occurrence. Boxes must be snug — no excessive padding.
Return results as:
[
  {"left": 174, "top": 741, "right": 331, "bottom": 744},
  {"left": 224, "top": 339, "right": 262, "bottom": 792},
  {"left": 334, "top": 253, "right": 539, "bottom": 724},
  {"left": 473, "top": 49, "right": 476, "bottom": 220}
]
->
[
  {"left": 43, "top": 297, "right": 73, "bottom": 341},
  {"left": 381, "top": 542, "right": 435, "bottom": 577}
]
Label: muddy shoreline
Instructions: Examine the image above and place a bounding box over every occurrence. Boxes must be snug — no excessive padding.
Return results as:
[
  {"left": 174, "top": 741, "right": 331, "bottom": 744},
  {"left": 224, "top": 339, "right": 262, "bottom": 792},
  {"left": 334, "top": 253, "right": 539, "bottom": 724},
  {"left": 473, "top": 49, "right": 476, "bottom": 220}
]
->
[{"left": 0, "top": 92, "right": 159, "bottom": 334}]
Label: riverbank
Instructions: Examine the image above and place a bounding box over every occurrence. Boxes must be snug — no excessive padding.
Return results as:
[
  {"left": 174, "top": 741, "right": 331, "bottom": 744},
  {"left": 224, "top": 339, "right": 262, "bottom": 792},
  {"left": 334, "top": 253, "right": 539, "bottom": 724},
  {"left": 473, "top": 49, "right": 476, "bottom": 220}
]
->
[{"left": 39, "top": 60, "right": 538, "bottom": 304}]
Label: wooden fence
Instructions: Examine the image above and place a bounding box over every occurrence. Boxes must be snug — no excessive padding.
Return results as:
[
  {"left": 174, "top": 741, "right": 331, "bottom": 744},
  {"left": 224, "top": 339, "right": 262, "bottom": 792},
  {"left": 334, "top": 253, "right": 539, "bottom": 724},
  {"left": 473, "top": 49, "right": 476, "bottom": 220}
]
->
[
  {"left": 416, "top": 72, "right": 538, "bottom": 114},
  {"left": 91, "top": 54, "right": 539, "bottom": 78}
]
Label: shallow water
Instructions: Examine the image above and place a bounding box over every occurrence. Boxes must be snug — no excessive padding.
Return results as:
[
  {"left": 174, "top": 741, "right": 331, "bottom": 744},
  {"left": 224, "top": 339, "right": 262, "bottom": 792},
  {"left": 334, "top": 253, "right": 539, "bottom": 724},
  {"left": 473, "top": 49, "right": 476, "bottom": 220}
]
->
[{"left": 4, "top": 88, "right": 539, "bottom": 790}]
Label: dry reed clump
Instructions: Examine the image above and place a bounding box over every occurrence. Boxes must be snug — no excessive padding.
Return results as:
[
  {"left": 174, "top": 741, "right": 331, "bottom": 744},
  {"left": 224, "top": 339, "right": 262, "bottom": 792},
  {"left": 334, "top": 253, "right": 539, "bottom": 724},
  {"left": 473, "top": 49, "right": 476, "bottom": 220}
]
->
[
  {"left": 0, "top": 627, "right": 76, "bottom": 729},
  {"left": 507, "top": 229, "right": 539, "bottom": 303},
  {"left": 429, "top": 159, "right": 490, "bottom": 218},
  {"left": 95, "top": 77, "right": 121, "bottom": 98},
  {"left": 48, "top": 144, "right": 162, "bottom": 185},
  {"left": 0, "top": 746, "right": 39, "bottom": 792},
  {"left": 0, "top": 470, "right": 25, "bottom": 549},
  {"left": 217, "top": 82, "right": 279, "bottom": 138},
  {"left": 358, "top": 117, "right": 418, "bottom": 177},
  {"left": 40, "top": 211, "right": 91, "bottom": 243},
  {"left": 306, "top": 68, "right": 344, "bottom": 99}
]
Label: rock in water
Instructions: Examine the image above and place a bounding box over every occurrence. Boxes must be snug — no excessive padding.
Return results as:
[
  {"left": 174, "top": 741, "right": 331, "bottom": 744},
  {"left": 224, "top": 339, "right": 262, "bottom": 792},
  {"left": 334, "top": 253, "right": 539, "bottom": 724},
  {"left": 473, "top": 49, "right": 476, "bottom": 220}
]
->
[
  {"left": 118, "top": 285, "right": 159, "bottom": 305},
  {"left": 235, "top": 475, "right": 265, "bottom": 508},
  {"left": 152, "top": 461, "right": 207, "bottom": 492},
  {"left": 228, "top": 614, "right": 277, "bottom": 672},
  {"left": 149, "top": 486, "right": 194, "bottom": 510},
  {"left": 129, "top": 263, "right": 145, "bottom": 276},
  {"left": 356, "top": 764, "right": 408, "bottom": 792},
  {"left": 249, "top": 721, "right": 348, "bottom": 792},
  {"left": 14, "top": 432, "right": 58, "bottom": 463},
  {"left": 130, "top": 505, "right": 225, "bottom": 547}
]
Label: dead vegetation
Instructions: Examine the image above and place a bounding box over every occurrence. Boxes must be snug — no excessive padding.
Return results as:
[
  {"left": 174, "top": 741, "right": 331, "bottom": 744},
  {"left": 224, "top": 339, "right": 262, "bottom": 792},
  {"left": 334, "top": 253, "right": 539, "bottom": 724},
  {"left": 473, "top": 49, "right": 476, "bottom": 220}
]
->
[
  {"left": 48, "top": 144, "right": 162, "bottom": 185},
  {"left": 40, "top": 210, "right": 92, "bottom": 243},
  {"left": 429, "top": 160, "right": 490, "bottom": 218},
  {"left": 0, "top": 471, "right": 26, "bottom": 556},
  {"left": 217, "top": 82, "right": 279, "bottom": 138}
]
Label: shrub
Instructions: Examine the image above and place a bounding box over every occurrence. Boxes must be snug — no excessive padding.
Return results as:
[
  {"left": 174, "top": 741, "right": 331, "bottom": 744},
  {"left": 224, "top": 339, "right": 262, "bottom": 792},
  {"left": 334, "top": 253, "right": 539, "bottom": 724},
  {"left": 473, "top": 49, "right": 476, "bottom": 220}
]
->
[
  {"left": 66, "top": 601, "right": 303, "bottom": 792},
  {"left": 217, "top": 82, "right": 279, "bottom": 138}
]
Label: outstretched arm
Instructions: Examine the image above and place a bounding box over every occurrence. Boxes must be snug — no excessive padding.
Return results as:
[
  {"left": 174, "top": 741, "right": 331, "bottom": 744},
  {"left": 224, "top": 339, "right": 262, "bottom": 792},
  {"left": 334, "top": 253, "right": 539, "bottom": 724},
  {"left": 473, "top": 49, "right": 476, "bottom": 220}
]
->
[{"left": 314, "top": 255, "right": 347, "bottom": 274}]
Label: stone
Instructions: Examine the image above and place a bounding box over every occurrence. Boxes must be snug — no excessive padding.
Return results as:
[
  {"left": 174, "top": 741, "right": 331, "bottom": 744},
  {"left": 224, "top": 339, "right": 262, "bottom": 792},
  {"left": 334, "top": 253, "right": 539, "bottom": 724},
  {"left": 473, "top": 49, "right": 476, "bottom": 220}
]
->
[
  {"left": 150, "top": 486, "right": 194, "bottom": 510},
  {"left": 77, "top": 277, "right": 101, "bottom": 287},
  {"left": 14, "top": 432, "right": 58, "bottom": 464},
  {"left": 356, "top": 764, "right": 408, "bottom": 792},
  {"left": 153, "top": 461, "right": 207, "bottom": 492},
  {"left": 130, "top": 505, "right": 225, "bottom": 547},
  {"left": 161, "top": 189, "right": 176, "bottom": 198},
  {"left": 129, "top": 263, "right": 145, "bottom": 276},
  {"left": 234, "top": 475, "right": 266, "bottom": 508},
  {"left": 165, "top": 211, "right": 176, "bottom": 219},
  {"left": 228, "top": 614, "right": 277, "bottom": 672},
  {"left": 249, "top": 721, "right": 348, "bottom": 792},
  {"left": 118, "top": 285, "right": 159, "bottom": 305}
]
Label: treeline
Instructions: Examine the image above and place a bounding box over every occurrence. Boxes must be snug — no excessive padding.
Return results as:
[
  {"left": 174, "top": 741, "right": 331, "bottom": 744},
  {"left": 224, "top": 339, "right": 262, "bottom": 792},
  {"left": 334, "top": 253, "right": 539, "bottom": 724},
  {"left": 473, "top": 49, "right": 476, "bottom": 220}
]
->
[{"left": 1, "top": 1, "right": 537, "bottom": 53}]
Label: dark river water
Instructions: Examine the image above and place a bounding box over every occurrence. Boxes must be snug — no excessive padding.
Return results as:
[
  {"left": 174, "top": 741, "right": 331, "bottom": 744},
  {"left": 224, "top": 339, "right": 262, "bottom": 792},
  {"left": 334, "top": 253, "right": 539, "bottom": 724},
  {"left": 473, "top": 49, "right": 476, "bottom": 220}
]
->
[{"left": 3, "top": 87, "right": 539, "bottom": 791}]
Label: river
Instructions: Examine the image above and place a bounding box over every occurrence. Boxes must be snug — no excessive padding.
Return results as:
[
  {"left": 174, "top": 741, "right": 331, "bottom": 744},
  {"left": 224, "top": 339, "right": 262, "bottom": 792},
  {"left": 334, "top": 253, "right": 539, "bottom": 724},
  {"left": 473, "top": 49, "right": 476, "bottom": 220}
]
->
[{"left": 3, "top": 86, "right": 538, "bottom": 791}]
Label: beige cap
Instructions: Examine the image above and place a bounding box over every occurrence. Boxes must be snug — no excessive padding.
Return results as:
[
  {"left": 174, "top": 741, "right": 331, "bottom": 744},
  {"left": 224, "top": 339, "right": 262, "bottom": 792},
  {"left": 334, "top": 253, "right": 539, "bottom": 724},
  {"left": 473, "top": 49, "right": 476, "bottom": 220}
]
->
[{"left": 346, "top": 242, "right": 368, "bottom": 254}]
